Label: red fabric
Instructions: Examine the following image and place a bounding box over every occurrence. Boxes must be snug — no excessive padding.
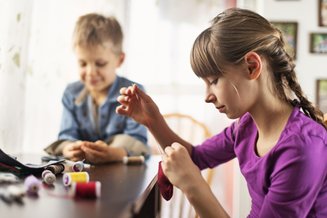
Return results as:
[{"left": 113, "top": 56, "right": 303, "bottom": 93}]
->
[{"left": 157, "top": 161, "right": 173, "bottom": 201}]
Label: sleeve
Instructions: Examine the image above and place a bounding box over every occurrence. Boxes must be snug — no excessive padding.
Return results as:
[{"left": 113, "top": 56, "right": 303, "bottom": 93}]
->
[
  {"left": 57, "top": 87, "right": 80, "bottom": 141},
  {"left": 107, "top": 134, "right": 150, "bottom": 157},
  {"left": 259, "top": 137, "right": 326, "bottom": 217},
  {"left": 191, "top": 121, "right": 237, "bottom": 170},
  {"left": 43, "top": 140, "right": 71, "bottom": 155}
]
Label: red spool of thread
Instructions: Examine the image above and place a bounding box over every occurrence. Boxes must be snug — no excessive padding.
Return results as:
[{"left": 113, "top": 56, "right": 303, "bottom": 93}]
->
[{"left": 70, "top": 181, "right": 101, "bottom": 199}]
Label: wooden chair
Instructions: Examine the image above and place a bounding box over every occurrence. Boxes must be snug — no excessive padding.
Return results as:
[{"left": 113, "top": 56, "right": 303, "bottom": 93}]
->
[{"left": 148, "top": 113, "right": 213, "bottom": 218}]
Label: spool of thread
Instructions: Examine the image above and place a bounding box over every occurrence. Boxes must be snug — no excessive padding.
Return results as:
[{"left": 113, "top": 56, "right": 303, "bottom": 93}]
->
[
  {"left": 122, "top": 156, "right": 145, "bottom": 165},
  {"left": 7, "top": 185, "right": 25, "bottom": 203},
  {"left": 72, "top": 161, "right": 84, "bottom": 172},
  {"left": 24, "top": 175, "right": 41, "bottom": 195},
  {"left": 42, "top": 170, "right": 56, "bottom": 185},
  {"left": 70, "top": 181, "right": 101, "bottom": 199},
  {"left": 63, "top": 160, "right": 87, "bottom": 172},
  {"left": 63, "top": 172, "right": 89, "bottom": 186},
  {"left": 45, "top": 164, "right": 65, "bottom": 175}
]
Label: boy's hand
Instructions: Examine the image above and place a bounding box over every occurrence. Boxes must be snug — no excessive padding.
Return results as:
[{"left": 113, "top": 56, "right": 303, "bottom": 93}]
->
[
  {"left": 62, "top": 141, "right": 85, "bottom": 162},
  {"left": 81, "top": 140, "right": 127, "bottom": 164},
  {"left": 116, "top": 84, "right": 160, "bottom": 127}
]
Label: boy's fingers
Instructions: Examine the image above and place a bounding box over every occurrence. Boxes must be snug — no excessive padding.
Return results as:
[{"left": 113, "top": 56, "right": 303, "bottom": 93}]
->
[
  {"left": 83, "top": 146, "right": 103, "bottom": 156},
  {"left": 84, "top": 142, "right": 106, "bottom": 152}
]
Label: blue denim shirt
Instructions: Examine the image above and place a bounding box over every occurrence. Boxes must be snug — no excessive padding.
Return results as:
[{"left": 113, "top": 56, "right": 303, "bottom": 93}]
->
[{"left": 58, "top": 76, "right": 147, "bottom": 145}]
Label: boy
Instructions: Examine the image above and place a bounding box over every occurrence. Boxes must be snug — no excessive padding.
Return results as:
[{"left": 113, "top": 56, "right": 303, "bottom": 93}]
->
[{"left": 45, "top": 13, "right": 149, "bottom": 164}]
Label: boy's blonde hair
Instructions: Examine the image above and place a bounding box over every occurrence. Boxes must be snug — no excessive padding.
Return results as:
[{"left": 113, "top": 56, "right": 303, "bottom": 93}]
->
[{"left": 73, "top": 13, "right": 123, "bottom": 54}]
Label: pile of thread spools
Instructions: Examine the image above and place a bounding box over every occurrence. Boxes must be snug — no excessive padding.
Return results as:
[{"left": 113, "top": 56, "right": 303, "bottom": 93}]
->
[{"left": 24, "top": 160, "right": 100, "bottom": 199}]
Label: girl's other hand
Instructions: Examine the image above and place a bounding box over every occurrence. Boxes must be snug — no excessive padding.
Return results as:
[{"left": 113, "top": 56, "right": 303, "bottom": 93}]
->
[
  {"left": 62, "top": 141, "right": 85, "bottom": 162},
  {"left": 116, "top": 84, "right": 160, "bottom": 127},
  {"left": 162, "top": 142, "right": 203, "bottom": 193}
]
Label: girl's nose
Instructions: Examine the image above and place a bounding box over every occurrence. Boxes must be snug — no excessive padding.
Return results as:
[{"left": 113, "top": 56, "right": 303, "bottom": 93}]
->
[{"left": 205, "top": 93, "right": 216, "bottom": 103}]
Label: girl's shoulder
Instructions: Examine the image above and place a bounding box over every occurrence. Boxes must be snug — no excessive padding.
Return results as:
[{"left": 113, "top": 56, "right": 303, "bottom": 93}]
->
[
  {"left": 276, "top": 107, "right": 326, "bottom": 155},
  {"left": 285, "top": 107, "right": 326, "bottom": 142}
]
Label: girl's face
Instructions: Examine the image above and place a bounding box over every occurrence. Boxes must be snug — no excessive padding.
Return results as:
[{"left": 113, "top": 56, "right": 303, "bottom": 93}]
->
[
  {"left": 75, "top": 42, "right": 124, "bottom": 95},
  {"left": 203, "top": 63, "right": 259, "bottom": 119}
]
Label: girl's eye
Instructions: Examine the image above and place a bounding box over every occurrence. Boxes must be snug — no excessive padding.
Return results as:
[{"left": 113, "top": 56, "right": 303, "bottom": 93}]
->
[{"left": 209, "top": 78, "right": 218, "bottom": 85}]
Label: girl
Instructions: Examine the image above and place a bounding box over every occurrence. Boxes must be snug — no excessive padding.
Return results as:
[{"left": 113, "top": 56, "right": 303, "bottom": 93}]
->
[{"left": 116, "top": 8, "right": 327, "bottom": 217}]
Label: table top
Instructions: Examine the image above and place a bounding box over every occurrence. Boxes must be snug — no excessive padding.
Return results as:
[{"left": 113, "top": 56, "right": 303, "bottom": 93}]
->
[{"left": 0, "top": 153, "right": 160, "bottom": 218}]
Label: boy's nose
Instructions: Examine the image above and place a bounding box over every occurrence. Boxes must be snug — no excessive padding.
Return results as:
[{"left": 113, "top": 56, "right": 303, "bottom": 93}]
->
[{"left": 86, "top": 65, "right": 97, "bottom": 76}]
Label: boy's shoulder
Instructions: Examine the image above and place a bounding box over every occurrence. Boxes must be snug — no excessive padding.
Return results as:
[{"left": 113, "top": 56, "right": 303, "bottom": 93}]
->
[
  {"left": 64, "top": 81, "right": 85, "bottom": 96},
  {"left": 116, "top": 76, "right": 145, "bottom": 90}
]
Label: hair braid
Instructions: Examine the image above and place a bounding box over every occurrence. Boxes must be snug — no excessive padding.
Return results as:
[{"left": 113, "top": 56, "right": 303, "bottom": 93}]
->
[{"left": 268, "top": 29, "right": 327, "bottom": 129}]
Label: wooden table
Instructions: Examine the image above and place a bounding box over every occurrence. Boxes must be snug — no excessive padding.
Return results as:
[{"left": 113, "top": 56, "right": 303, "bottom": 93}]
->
[{"left": 0, "top": 154, "right": 161, "bottom": 218}]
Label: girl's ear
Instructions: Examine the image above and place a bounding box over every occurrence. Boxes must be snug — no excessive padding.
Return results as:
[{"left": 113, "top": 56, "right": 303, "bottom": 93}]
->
[{"left": 244, "top": 52, "right": 262, "bottom": 80}]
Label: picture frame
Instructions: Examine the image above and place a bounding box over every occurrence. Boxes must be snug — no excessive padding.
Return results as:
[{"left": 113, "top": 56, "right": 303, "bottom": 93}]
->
[
  {"left": 310, "top": 33, "right": 327, "bottom": 53},
  {"left": 319, "top": 0, "right": 327, "bottom": 26},
  {"left": 316, "top": 79, "right": 327, "bottom": 113},
  {"left": 271, "top": 21, "right": 298, "bottom": 59}
]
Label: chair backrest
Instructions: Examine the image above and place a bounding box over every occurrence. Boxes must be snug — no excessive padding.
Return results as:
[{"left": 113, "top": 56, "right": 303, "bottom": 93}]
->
[
  {"left": 149, "top": 113, "right": 211, "bottom": 155},
  {"left": 149, "top": 113, "right": 212, "bottom": 218}
]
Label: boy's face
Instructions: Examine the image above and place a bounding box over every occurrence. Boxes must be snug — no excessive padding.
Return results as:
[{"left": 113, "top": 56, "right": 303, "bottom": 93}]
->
[{"left": 75, "top": 42, "right": 124, "bottom": 94}]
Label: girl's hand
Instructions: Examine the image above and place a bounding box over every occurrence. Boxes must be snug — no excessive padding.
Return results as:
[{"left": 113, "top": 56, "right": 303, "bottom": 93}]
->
[
  {"left": 116, "top": 84, "right": 160, "bottom": 127},
  {"left": 81, "top": 140, "right": 127, "bottom": 164},
  {"left": 161, "top": 142, "right": 203, "bottom": 193},
  {"left": 62, "top": 141, "right": 85, "bottom": 162}
]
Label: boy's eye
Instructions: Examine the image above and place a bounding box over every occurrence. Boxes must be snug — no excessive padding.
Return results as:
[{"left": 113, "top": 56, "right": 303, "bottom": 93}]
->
[
  {"left": 78, "top": 61, "right": 86, "bottom": 67},
  {"left": 96, "top": 62, "right": 107, "bottom": 67}
]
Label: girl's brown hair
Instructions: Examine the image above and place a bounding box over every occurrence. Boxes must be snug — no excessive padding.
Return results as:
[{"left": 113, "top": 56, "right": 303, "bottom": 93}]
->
[
  {"left": 191, "top": 8, "right": 326, "bottom": 129},
  {"left": 73, "top": 13, "right": 123, "bottom": 54}
]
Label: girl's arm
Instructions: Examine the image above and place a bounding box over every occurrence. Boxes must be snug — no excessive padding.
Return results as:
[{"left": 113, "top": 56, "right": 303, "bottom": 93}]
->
[
  {"left": 116, "top": 84, "right": 193, "bottom": 153},
  {"left": 163, "top": 143, "right": 229, "bottom": 218}
]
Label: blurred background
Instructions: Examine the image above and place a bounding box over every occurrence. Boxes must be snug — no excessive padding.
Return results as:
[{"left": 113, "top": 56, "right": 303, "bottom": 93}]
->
[{"left": 0, "top": 0, "right": 326, "bottom": 217}]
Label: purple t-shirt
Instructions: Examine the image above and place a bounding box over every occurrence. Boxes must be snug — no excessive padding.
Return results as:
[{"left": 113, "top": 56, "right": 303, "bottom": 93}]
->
[{"left": 192, "top": 107, "right": 327, "bottom": 217}]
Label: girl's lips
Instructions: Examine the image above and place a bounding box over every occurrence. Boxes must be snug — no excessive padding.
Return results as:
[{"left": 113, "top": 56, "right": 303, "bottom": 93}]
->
[{"left": 216, "top": 106, "right": 225, "bottom": 113}]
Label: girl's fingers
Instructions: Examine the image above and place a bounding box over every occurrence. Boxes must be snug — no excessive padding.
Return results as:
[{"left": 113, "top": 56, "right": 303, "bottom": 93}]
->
[
  {"left": 164, "top": 146, "right": 174, "bottom": 156},
  {"left": 171, "top": 142, "right": 184, "bottom": 151},
  {"left": 119, "top": 86, "right": 133, "bottom": 95},
  {"left": 116, "top": 105, "right": 130, "bottom": 116},
  {"left": 134, "top": 85, "right": 150, "bottom": 100},
  {"left": 117, "top": 95, "right": 130, "bottom": 105},
  {"left": 119, "top": 87, "right": 128, "bottom": 95}
]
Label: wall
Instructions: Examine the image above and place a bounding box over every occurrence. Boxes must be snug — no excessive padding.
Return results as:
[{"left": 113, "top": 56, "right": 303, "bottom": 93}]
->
[{"left": 263, "top": 0, "right": 326, "bottom": 102}]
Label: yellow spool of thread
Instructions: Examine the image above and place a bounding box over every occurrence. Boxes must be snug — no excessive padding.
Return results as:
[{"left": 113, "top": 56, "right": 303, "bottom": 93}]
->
[{"left": 63, "top": 172, "right": 89, "bottom": 186}]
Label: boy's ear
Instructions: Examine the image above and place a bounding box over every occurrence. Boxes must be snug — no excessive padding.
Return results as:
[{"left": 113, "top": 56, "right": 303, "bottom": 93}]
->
[
  {"left": 117, "top": 52, "right": 125, "bottom": 67},
  {"left": 244, "top": 52, "right": 261, "bottom": 80}
]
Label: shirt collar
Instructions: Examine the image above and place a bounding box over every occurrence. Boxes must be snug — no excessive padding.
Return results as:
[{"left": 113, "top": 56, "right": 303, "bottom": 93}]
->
[{"left": 74, "top": 76, "right": 121, "bottom": 106}]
